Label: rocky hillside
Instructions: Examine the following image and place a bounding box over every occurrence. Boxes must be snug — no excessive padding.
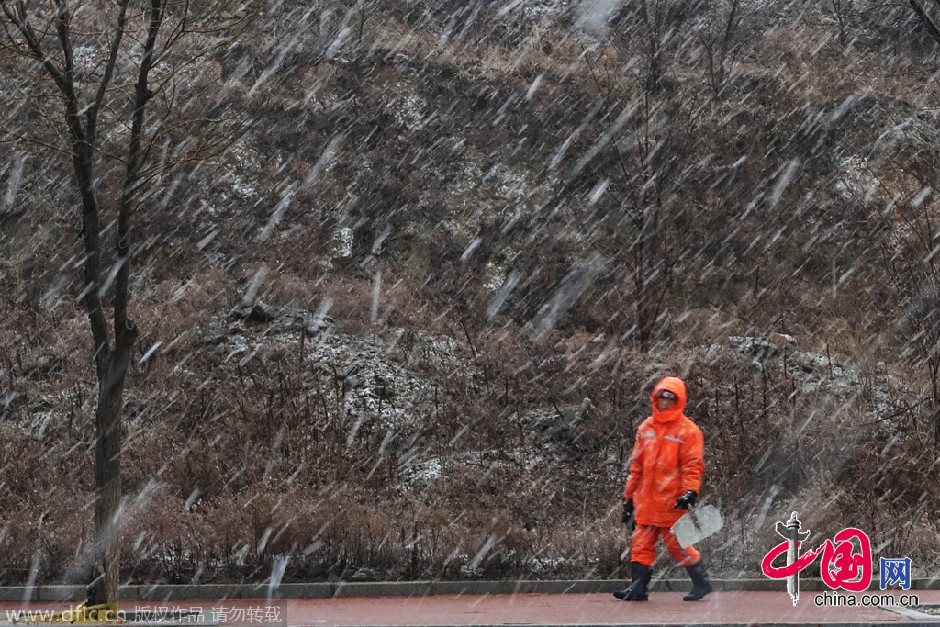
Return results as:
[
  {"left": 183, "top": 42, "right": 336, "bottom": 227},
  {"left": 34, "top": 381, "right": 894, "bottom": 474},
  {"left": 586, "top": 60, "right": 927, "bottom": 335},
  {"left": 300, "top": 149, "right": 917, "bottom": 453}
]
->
[{"left": 1, "top": 0, "right": 939, "bottom": 583}]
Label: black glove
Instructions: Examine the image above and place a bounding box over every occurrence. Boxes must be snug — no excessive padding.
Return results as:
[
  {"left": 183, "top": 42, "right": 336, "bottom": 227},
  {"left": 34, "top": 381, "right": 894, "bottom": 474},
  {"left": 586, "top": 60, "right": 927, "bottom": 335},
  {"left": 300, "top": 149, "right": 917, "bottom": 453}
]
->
[
  {"left": 621, "top": 498, "right": 635, "bottom": 529},
  {"left": 674, "top": 490, "right": 697, "bottom": 510}
]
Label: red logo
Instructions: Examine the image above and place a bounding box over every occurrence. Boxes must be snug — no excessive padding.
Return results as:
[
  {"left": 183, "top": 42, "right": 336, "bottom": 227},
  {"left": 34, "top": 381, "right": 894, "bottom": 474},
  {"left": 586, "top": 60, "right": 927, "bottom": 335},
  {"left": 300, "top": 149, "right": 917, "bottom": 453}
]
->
[{"left": 761, "top": 527, "right": 872, "bottom": 592}]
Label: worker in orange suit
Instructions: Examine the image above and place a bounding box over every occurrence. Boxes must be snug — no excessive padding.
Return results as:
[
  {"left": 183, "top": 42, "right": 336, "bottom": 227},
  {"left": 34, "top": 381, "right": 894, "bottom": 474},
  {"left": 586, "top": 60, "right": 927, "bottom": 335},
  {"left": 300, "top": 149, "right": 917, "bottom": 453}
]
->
[{"left": 613, "top": 376, "right": 712, "bottom": 602}]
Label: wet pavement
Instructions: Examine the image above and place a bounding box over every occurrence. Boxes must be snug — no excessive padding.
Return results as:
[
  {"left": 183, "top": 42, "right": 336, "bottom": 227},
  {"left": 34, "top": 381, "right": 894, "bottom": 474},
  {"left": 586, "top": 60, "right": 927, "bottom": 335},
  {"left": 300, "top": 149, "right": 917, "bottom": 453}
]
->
[
  {"left": 3, "top": 589, "right": 939, "bottom": 626},
  {"left": 269, "top": 590, "right": 940, "bottom": 626}
]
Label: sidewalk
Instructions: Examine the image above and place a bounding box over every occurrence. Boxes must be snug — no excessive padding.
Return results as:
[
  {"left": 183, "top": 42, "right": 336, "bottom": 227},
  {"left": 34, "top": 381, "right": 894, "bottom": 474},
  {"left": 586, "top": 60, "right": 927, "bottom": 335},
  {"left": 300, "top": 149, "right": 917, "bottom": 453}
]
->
[
  {"left": 2, "top": 579, "right": 939, "bottom": 602},
  {"left": 269, "top": 590, "right": 940, "bottom": 626},
  {"left": 0, "top": 583, "right": 938, "bottom": 626}
]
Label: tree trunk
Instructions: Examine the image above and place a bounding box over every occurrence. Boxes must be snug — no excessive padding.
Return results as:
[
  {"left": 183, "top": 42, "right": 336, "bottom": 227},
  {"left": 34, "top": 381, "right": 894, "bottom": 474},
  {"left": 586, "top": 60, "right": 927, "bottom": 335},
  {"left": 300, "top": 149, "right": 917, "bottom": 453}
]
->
[
  {"left": 85, "top": 0, "right": 152, "bottom": 603},
  {"left": 90, "top": 360, "right": 129, "bottom": 606}
]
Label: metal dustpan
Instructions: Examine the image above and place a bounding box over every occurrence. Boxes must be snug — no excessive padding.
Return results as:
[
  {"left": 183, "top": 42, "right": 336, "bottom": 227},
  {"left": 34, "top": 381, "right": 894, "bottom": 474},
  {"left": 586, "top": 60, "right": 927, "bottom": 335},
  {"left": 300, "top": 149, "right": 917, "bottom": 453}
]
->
[{"left": 670, "top": 505, "right": 723, "bottom": 548}]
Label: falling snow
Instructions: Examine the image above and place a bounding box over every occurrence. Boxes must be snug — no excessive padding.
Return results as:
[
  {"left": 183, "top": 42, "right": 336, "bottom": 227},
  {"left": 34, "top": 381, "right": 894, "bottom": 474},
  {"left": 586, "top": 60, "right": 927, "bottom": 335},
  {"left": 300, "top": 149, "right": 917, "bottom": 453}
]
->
[{"left": 0, "top": 0, "right": 938, "bottom": 593}]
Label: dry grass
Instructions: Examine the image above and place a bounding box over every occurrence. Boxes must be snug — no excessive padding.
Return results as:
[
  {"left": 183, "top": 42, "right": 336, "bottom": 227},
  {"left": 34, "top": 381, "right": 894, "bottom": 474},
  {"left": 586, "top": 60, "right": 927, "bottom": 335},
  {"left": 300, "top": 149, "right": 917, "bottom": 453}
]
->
[{"left": 1, "top": 0, "right": 939, "bottom": 585}]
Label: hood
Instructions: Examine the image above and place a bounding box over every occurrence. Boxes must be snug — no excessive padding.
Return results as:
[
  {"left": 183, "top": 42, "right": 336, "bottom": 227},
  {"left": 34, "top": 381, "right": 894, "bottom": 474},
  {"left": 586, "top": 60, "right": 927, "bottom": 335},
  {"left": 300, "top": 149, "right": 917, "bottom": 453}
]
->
[{"left": 651, "top": 376, "right": 687, "bottom": 423}]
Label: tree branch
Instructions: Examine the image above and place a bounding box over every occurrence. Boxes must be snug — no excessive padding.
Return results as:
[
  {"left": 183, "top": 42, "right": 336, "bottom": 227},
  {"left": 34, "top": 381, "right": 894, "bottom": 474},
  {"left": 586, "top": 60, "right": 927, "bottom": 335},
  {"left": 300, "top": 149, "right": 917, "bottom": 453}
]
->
[
  {"left": 1, "top": 0, "right": 113, "bottom": 375},
  {"left": 51, "top": 0, "right": 74, "bottom": 90},
  {"left": 910, "top": 0, "right": 940, "bottom": 46},
  {"left": 114, "top": 0, "right": 165, "bottom": 356},
  {"left": 0, "top": 0, "right": 70, "bottom": 95},
  {"left": 0, "top": 125, "right": 73, "bottom": 156},
  {"left": 88, "top": 0, "right": 131, "bottom": 145}
]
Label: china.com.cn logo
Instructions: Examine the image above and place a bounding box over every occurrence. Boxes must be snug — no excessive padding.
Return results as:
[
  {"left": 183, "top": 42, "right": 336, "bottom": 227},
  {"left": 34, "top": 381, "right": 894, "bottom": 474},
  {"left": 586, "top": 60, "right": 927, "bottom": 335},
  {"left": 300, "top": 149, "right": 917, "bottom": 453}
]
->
[{"left": 761, "top": 512, "right": 913, "bottom": 606}]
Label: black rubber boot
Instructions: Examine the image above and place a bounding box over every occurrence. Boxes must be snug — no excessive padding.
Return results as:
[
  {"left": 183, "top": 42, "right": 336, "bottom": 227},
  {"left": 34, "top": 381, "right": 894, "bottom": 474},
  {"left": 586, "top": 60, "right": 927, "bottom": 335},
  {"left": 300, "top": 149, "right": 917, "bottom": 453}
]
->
[
  {"left": 683, "top": 560, "right": 713, "bottom": 601},
  {"left": 613, "top": 562, "right": 652, "bottom": 601}
]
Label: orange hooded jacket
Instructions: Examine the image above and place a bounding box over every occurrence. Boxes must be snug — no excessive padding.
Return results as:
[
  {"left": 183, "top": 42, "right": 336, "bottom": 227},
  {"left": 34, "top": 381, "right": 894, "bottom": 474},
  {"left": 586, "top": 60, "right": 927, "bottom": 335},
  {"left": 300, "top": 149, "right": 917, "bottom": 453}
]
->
[{"left": 622, "top": 377, "right": 705, "bottom": 528}]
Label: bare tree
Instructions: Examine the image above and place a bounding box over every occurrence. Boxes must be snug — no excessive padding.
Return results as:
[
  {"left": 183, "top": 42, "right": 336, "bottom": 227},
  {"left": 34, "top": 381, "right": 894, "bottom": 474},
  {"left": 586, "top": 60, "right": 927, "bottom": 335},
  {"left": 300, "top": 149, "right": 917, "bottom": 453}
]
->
[
  {"left": 0, "top": 0, "right": 255, "bottom": 607},
  {"left": 699, "top": 0, "right": 743, "bottom": 99},
  {"left": 875, "top": 192, "right": 940, "bottom": 445},
  {"left": 573, "top": 3, "right": 705, "bottom": 348},
  {"left": 830, "top": 0, "right": 854, "bottom": 46},
  {"left": 862, "top": 137, "right": 940, "bottom": 444}
]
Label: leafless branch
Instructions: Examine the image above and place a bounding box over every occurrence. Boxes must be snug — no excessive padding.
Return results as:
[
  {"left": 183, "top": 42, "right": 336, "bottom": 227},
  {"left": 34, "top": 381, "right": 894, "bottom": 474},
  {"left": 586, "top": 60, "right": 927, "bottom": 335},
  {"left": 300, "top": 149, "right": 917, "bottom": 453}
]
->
[
  {"left": 910, "top": 0, "right": 940, "bottom": 45},
  {"left": 88, "top": 0, "right": 130, "bottom": 143},
  {"left": 0, "top": 125, "right": 72, "bottom": 156},
  {"left": 0, "top": 0, "right": 70, "bottom": 95}
]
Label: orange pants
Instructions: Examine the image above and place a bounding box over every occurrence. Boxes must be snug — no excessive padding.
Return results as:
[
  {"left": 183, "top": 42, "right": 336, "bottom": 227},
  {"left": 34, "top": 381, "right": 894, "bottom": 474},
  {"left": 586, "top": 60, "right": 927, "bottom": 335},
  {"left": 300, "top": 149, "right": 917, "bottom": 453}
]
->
[{"left": 631, "top": 523, "right": 700, "bottom": 567}]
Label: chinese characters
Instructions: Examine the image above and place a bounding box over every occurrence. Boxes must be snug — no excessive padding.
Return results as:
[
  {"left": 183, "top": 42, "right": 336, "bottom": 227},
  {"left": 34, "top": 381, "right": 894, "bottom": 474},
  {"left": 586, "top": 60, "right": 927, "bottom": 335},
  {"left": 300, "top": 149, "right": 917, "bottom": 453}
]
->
[
  {"left": 880, "top": 557, "right": 912, "bottom": 590},
  {"left": 761, "top": 527, "right": 872, "bottom": 592}
]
